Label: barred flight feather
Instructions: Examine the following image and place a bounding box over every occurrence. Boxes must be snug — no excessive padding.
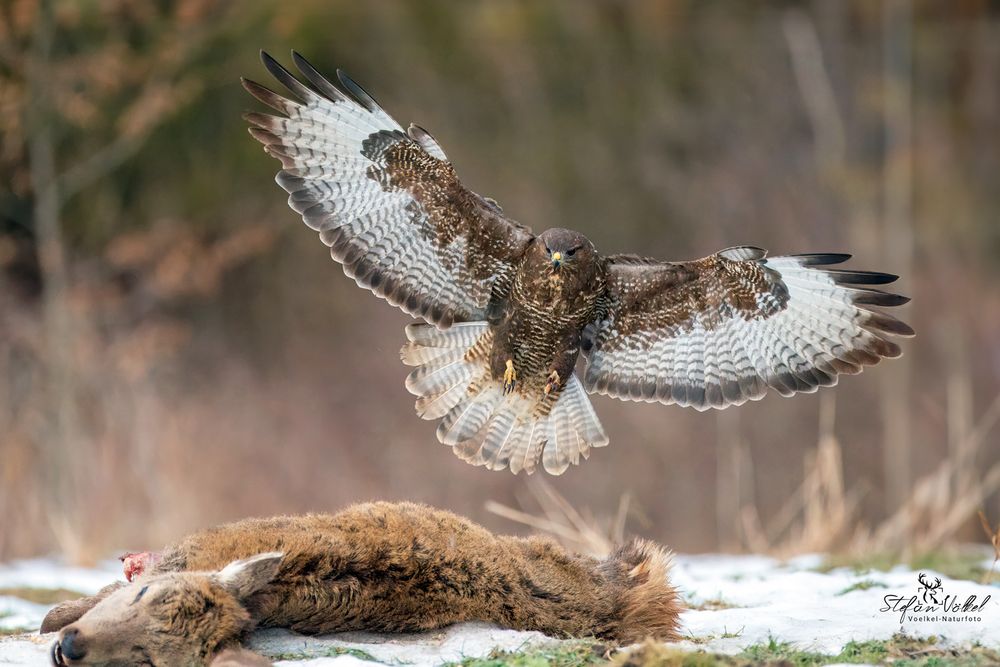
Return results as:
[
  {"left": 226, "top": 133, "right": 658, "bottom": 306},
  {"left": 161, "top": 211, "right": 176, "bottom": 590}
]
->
[
  {"left": 243, "top": 51, "right": 532, "bottom": 329},
  {"left": 582, "top": 249, "right": 913, "bottom": 410}
]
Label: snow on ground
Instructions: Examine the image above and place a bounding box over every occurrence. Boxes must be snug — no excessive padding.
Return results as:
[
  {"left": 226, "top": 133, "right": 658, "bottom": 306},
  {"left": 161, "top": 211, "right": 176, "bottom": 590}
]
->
[
  {"left": 0, "top": 557, "right": 121, "bottom": 595},
  {"left": 1, "top": 553, "right": 997, "bottom": 665},
  {"left": 672, "top": 553, "right": 998, "bottom": 655}
]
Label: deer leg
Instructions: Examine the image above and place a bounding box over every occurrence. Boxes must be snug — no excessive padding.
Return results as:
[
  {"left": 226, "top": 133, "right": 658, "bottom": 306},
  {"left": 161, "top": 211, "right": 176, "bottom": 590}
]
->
[
  {"left": 39, "top": 582, "right": 125, "bottom": 634},
  {"left": 210, "top": 647, "right": 274, "bottom": 666}
]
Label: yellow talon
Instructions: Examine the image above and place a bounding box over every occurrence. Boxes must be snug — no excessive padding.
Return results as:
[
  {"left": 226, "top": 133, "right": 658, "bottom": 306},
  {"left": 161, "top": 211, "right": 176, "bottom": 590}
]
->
[
  {"left": 503, "top": 359, "right": 517, "bottom": 395},
  {"left": 544, "top": 370, "right": 560, "bottom": 396}
]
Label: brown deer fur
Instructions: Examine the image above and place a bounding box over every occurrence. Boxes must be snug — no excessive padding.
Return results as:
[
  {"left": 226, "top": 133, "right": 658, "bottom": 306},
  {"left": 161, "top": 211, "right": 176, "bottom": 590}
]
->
[{"left": 45, "top": 502, "right": 682, "bottom": 665}]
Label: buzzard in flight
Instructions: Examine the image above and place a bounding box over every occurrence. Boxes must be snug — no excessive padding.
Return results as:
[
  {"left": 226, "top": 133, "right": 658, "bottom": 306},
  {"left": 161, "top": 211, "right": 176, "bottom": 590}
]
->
[{"left": 244, "top": 52, "right": 913, "bottom": 475}]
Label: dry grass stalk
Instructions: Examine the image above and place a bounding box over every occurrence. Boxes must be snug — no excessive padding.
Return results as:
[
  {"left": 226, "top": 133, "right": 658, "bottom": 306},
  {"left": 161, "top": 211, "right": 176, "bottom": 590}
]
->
[
  {"left": 729, "top": 385, "right": 1000, "bottom": 561},
  {"left": 755, "top": 382, "right": 1000, "bottom": 560},
  {"left": 858, "top": 392, "right": 1000, "bottom": 556},
  {"left": 977, "top": 511, "right": 999, "bottom": 585},
  {"left": 486, "top": 478, "right": 631, "bottom": 558},
  {"left": 493, "top": 387, "right": 1000, "bottom": 565},
  {"left": 741, "top": 394, "right": 863, "bottom": 557}
]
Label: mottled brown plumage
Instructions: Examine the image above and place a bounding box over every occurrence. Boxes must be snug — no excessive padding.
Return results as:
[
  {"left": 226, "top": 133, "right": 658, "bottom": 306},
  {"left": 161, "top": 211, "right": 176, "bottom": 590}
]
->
[
  {"left": 243, "top": 52, "right": 913, "bottom": 475},
  {"left": 45, "top": 503, "right": 682, "bottom": 666}
]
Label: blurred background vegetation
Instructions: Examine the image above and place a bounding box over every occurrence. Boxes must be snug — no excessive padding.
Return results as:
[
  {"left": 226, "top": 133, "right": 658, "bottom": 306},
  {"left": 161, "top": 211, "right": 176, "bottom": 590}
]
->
[{"left": 1, "top": 0, "right": 999, "bottom": 565}]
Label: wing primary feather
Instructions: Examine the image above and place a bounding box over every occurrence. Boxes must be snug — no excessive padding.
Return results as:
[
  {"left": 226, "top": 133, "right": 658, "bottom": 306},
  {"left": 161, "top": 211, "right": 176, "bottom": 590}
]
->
[
  {"left": 260, "top": 51, "right": 316, "bottom": 102},
  {"left": 585, "top": 250, "right": 912, "bottom": 411},
  {"left": 245, "top": 53, "right": 531, "bottom": 331},
  {"left": 291, "top": 51, "right": 350, "bottom": 103},
  {"left": 336, "top": 69, "right": 382, "bottom": 113},
  {"left": 863, "top": 311, "right": 916, "bottom": 337},
  {"left": 823, "top": 269, "right": 899, "bottom": 285},
  {"left": 243, "top": 111, "right": 280, "bottom": 132},
  {"left": 848, "top": 288, "right": 910, "bottom": 307},
  {"left": 790, "top": 253, "right": 851, "bottom": 266},
  {"left": 246, "top": 126, "right": 280, "bottom": 145},
  {"left": 241, "top": 78, "right": 297, "bottom": 114}
]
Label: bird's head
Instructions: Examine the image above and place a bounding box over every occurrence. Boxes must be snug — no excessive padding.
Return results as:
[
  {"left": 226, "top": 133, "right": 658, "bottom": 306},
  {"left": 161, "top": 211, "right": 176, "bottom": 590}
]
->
[{"left": 536, "top": 228, "right": 596, "bottom": 277}]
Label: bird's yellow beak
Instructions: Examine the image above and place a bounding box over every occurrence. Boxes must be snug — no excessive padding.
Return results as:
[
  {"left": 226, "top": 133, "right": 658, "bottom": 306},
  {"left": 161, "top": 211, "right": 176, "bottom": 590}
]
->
[{"left": 551, "top": 251, "right": 562, "bottom": 268}]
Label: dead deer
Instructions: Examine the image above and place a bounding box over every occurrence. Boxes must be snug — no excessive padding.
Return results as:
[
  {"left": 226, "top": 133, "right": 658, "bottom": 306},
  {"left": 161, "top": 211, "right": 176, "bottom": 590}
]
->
[{"left": 44, "top": 502, "right": 682, "bottom": 666}]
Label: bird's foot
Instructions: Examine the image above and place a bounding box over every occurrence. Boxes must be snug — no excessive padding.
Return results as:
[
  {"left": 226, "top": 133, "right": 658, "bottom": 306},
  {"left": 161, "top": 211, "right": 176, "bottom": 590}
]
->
[
  {"left": 503, "top": 359, "right": 517, "bottom": 395},
  {"left": 543, "top": 370, "right": 561, "bottom": 397}
]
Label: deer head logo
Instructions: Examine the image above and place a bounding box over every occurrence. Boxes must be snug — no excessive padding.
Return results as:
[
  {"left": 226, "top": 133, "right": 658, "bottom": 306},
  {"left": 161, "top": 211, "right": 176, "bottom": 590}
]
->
[{"left": 917, "top": 572, "right": 943, "bottom": 605}]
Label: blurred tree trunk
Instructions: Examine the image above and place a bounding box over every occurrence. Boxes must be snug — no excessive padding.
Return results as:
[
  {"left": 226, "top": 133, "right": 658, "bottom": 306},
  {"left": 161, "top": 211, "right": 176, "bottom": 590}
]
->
[
  {"left": 26, "top": 0, "right": 82, "bottom": 552},
  {"left": 880, "top": 0, "right": 915, "bottom": 520}
]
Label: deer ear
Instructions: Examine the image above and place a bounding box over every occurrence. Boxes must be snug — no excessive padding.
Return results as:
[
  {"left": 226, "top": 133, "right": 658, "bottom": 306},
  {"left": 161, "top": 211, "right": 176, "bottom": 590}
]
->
[{"left": 216, "top": 552, "right": 282, "bottom": 601}]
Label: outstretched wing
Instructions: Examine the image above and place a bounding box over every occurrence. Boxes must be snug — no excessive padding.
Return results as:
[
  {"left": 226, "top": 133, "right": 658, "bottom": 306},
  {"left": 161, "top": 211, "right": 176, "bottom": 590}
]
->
[
  {"left": 243, "top": 51, "right": 533, "bottom": 328},
  {"left": 582, "top": 247, "right": 914, "bottom": 410}
]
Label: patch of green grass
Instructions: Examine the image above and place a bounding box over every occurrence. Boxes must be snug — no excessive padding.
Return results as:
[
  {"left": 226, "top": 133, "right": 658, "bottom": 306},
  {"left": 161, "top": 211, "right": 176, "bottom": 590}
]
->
[
  {"left": 738, "top": 633, "right": 911, "bottom": 666},
  {"left": 0, "top": 627, "right": 31, "bottom": 637},
  {"left": 818, "top": 548, "right": 991, "bottom": 583},
  {"left": 687, "top": 597, "right": 739, "bottom": 611},
  {"left": 262, "top": 646, "right": 378, "bottom": 662},
  {"left": 836, "top": 579, "right": 889, "bottom": 595},
  {"left": 683, "top": 627, "right": 744, "bottom": 646},
  {"left": 448, "top": 641, "right": 610, "bottom": 667},
  {"left": 0, "top": 587, "right": 86, "bottom": 605},
  {"left": 681, "top": 634, "right": 713, "bottom": 646},
  {"left": 612, "top": 634, "right": 1000, "bottom": 667},
  {"left": 614, "top": 643, "right": 739, "bottom": 666},
  {"left": 836, "top": 634, "right": 1000, "bottom": 666},
  {"left": 0, "top": 611, "right": 31, "bottom": 638},
  {"left": 910, "top": 552, "right": 990, "bottom": 583},
  {"left": 816, "top": 552, "right": 902, "bottom": 574},
  {"left": 737, "top": 634, "right": 1000, "bottom": 667},
  {"left": 738, "top": 635, "right": 829, "bottom": 666}
]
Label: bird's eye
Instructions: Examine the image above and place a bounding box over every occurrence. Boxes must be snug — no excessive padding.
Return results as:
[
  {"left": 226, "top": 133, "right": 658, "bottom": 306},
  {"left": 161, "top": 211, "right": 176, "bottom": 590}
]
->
[
  {"left": 566, "top": 248, "right": 577, "bottom": 257},
  {"left": 545, "top": 246, "right": 551, "bottom": 255}
]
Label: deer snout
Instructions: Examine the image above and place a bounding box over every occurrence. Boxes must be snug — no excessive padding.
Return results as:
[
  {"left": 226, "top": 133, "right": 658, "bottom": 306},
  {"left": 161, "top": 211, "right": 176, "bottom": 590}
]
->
[{"left": 51, "top": 627, "right": 86, "bottom": 665}]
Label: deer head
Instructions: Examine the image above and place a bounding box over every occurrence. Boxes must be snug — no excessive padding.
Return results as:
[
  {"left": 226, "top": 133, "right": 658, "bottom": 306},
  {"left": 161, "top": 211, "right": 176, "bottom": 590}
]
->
[{"left": 50, "top": 553, "right": 282, "bottom": 666}]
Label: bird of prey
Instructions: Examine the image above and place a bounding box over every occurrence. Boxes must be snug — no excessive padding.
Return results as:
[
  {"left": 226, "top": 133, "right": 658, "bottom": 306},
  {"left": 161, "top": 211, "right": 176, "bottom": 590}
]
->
[{"left": 243, "top": 51, "right": 913, "bottom": 475}]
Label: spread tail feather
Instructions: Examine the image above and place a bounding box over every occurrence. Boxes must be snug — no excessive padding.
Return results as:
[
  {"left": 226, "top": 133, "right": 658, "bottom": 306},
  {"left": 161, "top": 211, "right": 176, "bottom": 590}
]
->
[{"left": 401, "top": 323, "right": 608, "bottom": 475}]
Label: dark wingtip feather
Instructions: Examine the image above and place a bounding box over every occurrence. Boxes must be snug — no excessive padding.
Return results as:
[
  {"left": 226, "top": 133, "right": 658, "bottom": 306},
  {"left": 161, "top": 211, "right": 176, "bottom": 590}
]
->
[
  {"left": 864, "top": 311, "right": 916, "bottom": 337},
  {"left": 291, "top": 51, "right": 347, "bottom": 103},
  {"left": 260, "top": 50, "right": 282, "bottom": 75},
  {"left": 850, "top": 288, "right": 911, "bottom": 307},
  {"left": 246, "top": 126, "right": 279, "bottom": 146},
  {"left": 292, "top": 51, "right": 347, "bottom": 102},
  {"left": 336, "top": 68, "right": 381, "bottom": 112},
  {"left": 260, "top": 51, "right": 313, "bottom": 101},
  {"left": 794, "top": 253, "right": 851, "bottom": 266},
  {"left": 242, "top": 78, "right": 274, "bottom": 102},
  {"left": 242, "top": 78, "right": 298, "bottom": 115},
  {"left": 243, "top": 111, "right": 277, "bottom": 130},
  {"left": 825, "top": 269, "right": 899, "bottom": 285}
]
